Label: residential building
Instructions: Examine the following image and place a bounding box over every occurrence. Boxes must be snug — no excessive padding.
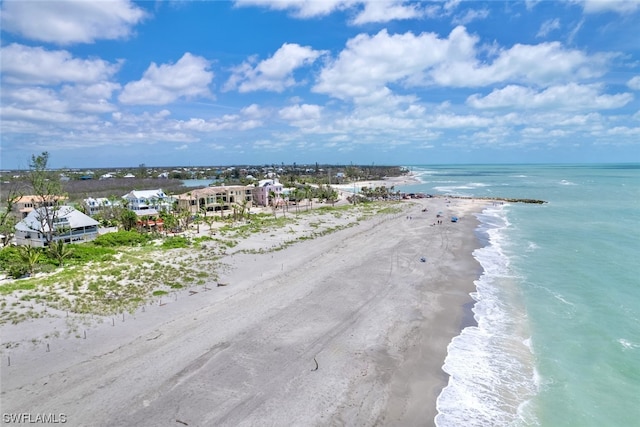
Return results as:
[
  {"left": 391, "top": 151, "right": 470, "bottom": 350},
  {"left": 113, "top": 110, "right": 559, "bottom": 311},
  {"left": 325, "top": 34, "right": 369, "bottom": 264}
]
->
[
  {"left": 83, "top": 197, "right": 117, "bottom": 216},
  {"left": 122, "top": 189, "right": 172, "bottom": 212},
  {"left": 12, "top": 195, "right": 68, "bottom": 219},
  {"left": 15, "top": 206, "right": 99, "bottom": 247},
  {"left": 253, "top": 179, "right": 284, "bottom": 207},
  {"left": 175, "top": 185, "right": 253, "bottom": 214}
]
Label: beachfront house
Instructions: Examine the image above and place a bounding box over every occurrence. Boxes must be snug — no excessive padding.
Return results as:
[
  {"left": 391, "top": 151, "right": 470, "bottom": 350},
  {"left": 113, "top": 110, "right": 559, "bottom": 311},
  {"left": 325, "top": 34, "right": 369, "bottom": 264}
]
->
[
  {"left": 122, "top": 189, "right": 172, "bottom": 212},
  {"left": 175, "top": 185, "right": 254, "bottom": 215},
  {"left": 15, "top": 206, "right": 99, "bottom": 247},
  {"left": 253, "top": 179, "right": 284, "bottom": 207}
]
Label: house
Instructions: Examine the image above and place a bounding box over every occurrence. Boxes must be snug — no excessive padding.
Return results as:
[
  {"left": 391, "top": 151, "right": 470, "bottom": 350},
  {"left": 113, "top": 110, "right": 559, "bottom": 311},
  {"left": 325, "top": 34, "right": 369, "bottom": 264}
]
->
[
  {"left": 253, "top": 179, "right": 284, "bottom": 207},
  {"left": 12, "top": 195, "right": 68, "bottom": 219},
  {"left": 122, "top": 189, "right": 172, "bottom": 212},
  {"left": 175, "top": 185, "right": 253, "bottom": 215},
  {"left": 83, "top": 197, "right": 117, "bottom": 216},
  {"left": 15, "top": 206, "right": 99, "bottom": 247}
]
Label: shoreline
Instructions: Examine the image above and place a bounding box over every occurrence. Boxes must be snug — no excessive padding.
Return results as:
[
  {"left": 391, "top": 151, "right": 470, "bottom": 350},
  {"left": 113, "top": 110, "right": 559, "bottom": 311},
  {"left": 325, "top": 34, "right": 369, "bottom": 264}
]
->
[{"left": 1, "top": 197, "right": 488, "bottom": 426}]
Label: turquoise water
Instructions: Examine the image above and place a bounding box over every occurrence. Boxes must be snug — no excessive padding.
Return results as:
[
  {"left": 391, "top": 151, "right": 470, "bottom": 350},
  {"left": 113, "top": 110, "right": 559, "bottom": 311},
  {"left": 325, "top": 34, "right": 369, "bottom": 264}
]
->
[{"left": 398, "top": 164, "right": 640, "bottom": 426}]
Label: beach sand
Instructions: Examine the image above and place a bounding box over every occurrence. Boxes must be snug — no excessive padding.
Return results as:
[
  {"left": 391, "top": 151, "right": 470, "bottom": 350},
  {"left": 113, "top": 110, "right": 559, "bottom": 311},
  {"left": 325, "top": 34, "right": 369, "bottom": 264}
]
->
[{"left": 0, "top": 197, "right": 486, "bottom": 426}]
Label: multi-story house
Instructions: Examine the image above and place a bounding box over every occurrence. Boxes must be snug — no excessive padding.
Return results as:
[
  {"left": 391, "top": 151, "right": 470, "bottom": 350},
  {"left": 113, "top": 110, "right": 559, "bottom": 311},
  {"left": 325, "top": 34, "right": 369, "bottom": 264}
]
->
[
  {"left": 15, "top": 206, "right": 99, "bottom": 247},
  {"left": 11, "top": 195, "right": 68, "bottom": 219},
  {"left": 122, "top": 189, "right": 172, "bottom": 212},
  {"left": 175, "top": 185, "right": 253, "bottom": 215},
  {"left": 82, "top": 197, "right": 117, "bottom": 216},
  {"left": 252, "top": 179, "right": 284, "bottom": 207}
]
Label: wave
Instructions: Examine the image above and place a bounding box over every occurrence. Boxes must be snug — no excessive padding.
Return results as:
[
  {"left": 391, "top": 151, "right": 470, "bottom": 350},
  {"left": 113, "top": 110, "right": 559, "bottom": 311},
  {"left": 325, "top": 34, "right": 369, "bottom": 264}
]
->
[{"left": 435, "top": 205, "right": 539, "bottom": 427}]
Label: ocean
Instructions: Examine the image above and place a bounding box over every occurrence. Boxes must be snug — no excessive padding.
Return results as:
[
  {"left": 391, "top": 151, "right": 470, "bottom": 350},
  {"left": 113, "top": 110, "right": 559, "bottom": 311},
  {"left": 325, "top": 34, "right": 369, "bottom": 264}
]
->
[{"left": 398, "top": 164, "right": 640, "bottom": 426}]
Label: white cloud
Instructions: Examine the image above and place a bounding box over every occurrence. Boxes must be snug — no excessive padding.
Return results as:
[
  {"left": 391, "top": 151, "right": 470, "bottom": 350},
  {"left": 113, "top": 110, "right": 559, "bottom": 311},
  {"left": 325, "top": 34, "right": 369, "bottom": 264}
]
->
[
  {"left": 119, "top": 53, "right": 214, "bottom": 105},
  {"left": 234, "top": 0, "right": 350, "bottom": 18},
  {"left": 0, "top": 0, "right": 146, "bottom": 45},
  {"left": 278, "top": 104, "right": 322, "bottom": 122},
  {"left": 235, "top": 0, "right": 425, "bottom": 23},
  {"left": 453, "top": 8, "right": 490, "bottom": 25},
  {"left": 351, "top": 1, "right": 423, "bottom": 24},
  {"left": 467, "top": 83, "right": 633, "bottom": 111},
  {"left": 241, "top": 104, "right": 269, "bottom": 119},
  {"left": 314, "top": 25, "right": 610, "bottom": 110},
  {"left": 576, "top": 0, "right": 640, "bottom": 14},
  {"left": 536, "top": 18, "right": 561, "bottom": 37},
  {"left": 431, "top": 38, "right": 610, "bottom": 87},
  {"left": 225, "top": 43, "right": 325, "bottom": 93},
  {"left": 0, "top": 44, "right": 120, "bottom": 85},
  {"left": 627, "top": 76, "right": 640, "bottom": 90},
  {"left": 314, "top": 28, "right": 457, "bottom": 101}
]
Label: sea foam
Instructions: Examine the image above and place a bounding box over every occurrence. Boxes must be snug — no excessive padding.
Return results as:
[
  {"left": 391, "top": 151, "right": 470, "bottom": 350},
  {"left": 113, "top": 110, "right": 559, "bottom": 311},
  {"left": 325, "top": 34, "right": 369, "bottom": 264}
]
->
[{"left": 435, "top": 205, "right": 538, "bottom": 427}]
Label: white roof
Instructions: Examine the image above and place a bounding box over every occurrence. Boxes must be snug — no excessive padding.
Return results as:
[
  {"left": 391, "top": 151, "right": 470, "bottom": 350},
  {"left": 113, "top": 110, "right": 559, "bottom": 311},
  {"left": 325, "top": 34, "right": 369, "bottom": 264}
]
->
[
  {"left": 123, "top": 189, "right": 166, "bottom": 199},
  {"left": 16, "top": 206, "right": 99, "bottom": 232}
]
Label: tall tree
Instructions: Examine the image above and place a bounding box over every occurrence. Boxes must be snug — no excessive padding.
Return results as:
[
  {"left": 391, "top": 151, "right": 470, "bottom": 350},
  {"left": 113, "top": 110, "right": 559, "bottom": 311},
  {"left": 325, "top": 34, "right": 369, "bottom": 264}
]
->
[
  {"left": 25, "top": 152, "right": 66, "bottom": 245},
  {"left": 0, "top": 184, "right": 22, "bottom": 247}
]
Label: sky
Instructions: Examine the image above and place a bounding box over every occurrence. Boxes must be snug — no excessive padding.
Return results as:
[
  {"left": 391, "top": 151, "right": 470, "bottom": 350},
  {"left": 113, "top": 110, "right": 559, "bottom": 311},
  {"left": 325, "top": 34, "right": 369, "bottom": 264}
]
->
[{"left": 1, "top": 0, "right": 639, "bottom": 169}]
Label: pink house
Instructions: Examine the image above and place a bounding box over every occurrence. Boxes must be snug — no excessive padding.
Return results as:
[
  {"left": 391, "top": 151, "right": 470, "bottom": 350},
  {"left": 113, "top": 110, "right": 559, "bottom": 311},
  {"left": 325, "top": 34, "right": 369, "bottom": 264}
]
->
[{"left": 252, "top": 179, "right": 284, "bottom": 207}]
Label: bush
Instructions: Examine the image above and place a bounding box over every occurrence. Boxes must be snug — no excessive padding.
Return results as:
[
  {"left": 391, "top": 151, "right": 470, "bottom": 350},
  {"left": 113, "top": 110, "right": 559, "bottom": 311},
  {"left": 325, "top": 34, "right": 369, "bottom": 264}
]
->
[
  {"left": 93, "top": 231, "right": 150, "bottom": 247},
  {"left": 161, "top": 236, "right": 191, "bottom": 249}
]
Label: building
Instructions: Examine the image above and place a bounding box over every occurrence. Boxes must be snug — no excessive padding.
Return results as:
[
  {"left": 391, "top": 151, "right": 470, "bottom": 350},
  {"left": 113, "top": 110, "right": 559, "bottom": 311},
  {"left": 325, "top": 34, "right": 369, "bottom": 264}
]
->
[
  {"left": 253, "top": 179, "right": 284, "bottom": 207},
  {"left": 15, "top": 206, "right": 99, "bottom": 247},
  {"left": 175, "top": 185, "right": 253, "bottom": 214},
  {"left": 12, "top": 195, "right": 68, "bottom": 219},
  {"left": 82, "top": 197, "right": 117, "bottom": 216},
  {"left": 122, "top": 189, "right": 172, "bottom": 212}
]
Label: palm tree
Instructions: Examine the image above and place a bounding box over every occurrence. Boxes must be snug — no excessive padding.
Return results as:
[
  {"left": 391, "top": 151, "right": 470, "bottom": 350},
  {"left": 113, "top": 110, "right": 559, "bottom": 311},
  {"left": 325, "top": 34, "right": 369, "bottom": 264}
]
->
[
  {"left": 269, "top": 190, "right": 277, "bottom": 218},
  {"left": 49, "top": 240, "right": 74, "bottom": 267},
  {"left": 19, "top": 245, "right": 41, "bottom": 276}
]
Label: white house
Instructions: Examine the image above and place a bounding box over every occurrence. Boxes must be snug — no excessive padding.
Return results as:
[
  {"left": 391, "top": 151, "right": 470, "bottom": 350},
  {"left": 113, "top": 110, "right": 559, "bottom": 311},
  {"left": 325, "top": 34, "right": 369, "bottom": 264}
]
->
[
  {"left": 122, "top": 189, "right": 172, "bottom": 212},
  {"left": 83, "top": 197, "right": 117, "bottom": 216},
  {"left": 15, "top": 206, "right": 100, "bottom": 247}
]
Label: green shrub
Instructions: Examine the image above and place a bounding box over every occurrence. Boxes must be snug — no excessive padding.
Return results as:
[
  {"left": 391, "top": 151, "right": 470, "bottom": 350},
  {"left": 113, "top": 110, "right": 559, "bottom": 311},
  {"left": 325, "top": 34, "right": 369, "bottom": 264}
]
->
[
  {"left": 161, "top": 236, "right": 191, "bottom": 249},
  {"left": 93, "top": 231, "right": 150, "bottom": 247}
]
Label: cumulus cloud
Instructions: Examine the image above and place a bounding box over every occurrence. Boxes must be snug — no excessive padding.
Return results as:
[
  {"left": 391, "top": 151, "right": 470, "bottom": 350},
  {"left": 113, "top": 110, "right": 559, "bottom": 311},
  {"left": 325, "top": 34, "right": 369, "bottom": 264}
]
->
[
  {"left": 0, "top": 44, "right": 120, "bottom": 85},
  {"left": 431, "top": 38, "right": 610, "bottom": 87},
  {"left": 314, "top": 28, "right": 457, "bottom": 101},
  {"left": 467, "top": 83, "right": 633, "bottom": 111},
  {"left": 314, "top": 25, "right": 610, "bottom": 107},
  {"left": 0, "top": 0, "right": 146, "bottom": 45},
  {"left": 279, "top": 103, "right": 322, "bottom": 124},
  {"left": 224, "top": 43, "right": 325, "bottom": 93},
  {"left": 119, "top": 53, "right": 214, "bottom": 105}
]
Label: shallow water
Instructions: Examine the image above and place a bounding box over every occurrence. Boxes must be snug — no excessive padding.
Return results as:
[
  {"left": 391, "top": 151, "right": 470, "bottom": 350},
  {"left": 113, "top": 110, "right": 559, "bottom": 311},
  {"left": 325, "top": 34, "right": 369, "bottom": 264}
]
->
[{"left": 399, "top": 164, "right": 640, "bottom": 426}]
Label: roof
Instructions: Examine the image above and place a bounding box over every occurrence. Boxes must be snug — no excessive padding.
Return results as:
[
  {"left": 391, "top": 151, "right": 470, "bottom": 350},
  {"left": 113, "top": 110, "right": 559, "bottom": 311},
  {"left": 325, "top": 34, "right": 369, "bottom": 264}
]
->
[
  {"left": 15, "top": 195, "right": 68, "bottom": 204},
  {"left": 16, "top": 206, "right": 99, "bottom": 232},
  {"left": 123, "top": 189, "right": 166, "bottom": 199}
]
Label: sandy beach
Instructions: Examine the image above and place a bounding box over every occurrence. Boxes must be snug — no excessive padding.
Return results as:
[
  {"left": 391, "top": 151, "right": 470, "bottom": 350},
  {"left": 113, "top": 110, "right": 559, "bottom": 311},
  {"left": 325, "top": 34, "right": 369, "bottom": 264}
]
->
[{"left": 1, "top": 196, "right": 486, "bottom": 426}]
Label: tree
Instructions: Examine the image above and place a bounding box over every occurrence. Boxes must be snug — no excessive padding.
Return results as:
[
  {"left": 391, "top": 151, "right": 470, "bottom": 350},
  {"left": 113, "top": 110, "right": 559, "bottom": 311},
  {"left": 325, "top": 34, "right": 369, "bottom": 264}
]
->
[
  {"left": 48, "top": 240, "right": 74, "bottom": 267},
  {"left": 24, "top": 152, "right": 66, "bottom": 245},
  {"left": 18, "top": 246, "right": 41, "bottom": 276},
  {"left": 120, "top": 209, "right": 138, "bottom": 231},
  {"left": 0, "top": 185, "right": 22, "bottom": 247}
]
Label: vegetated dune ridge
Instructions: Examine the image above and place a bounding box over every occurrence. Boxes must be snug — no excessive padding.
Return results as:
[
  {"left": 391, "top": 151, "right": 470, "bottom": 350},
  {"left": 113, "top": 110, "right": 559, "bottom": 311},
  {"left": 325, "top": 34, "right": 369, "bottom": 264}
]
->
[{"left": 1, "top": 196, "right": 485, "bottom": 427}]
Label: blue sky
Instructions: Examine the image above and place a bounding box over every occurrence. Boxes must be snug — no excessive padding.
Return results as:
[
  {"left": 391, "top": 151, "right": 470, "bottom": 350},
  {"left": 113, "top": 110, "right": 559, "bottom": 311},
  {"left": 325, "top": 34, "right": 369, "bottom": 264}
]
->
[{"left": 1, "top": 0, "right": 639, "bottom": 169}]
